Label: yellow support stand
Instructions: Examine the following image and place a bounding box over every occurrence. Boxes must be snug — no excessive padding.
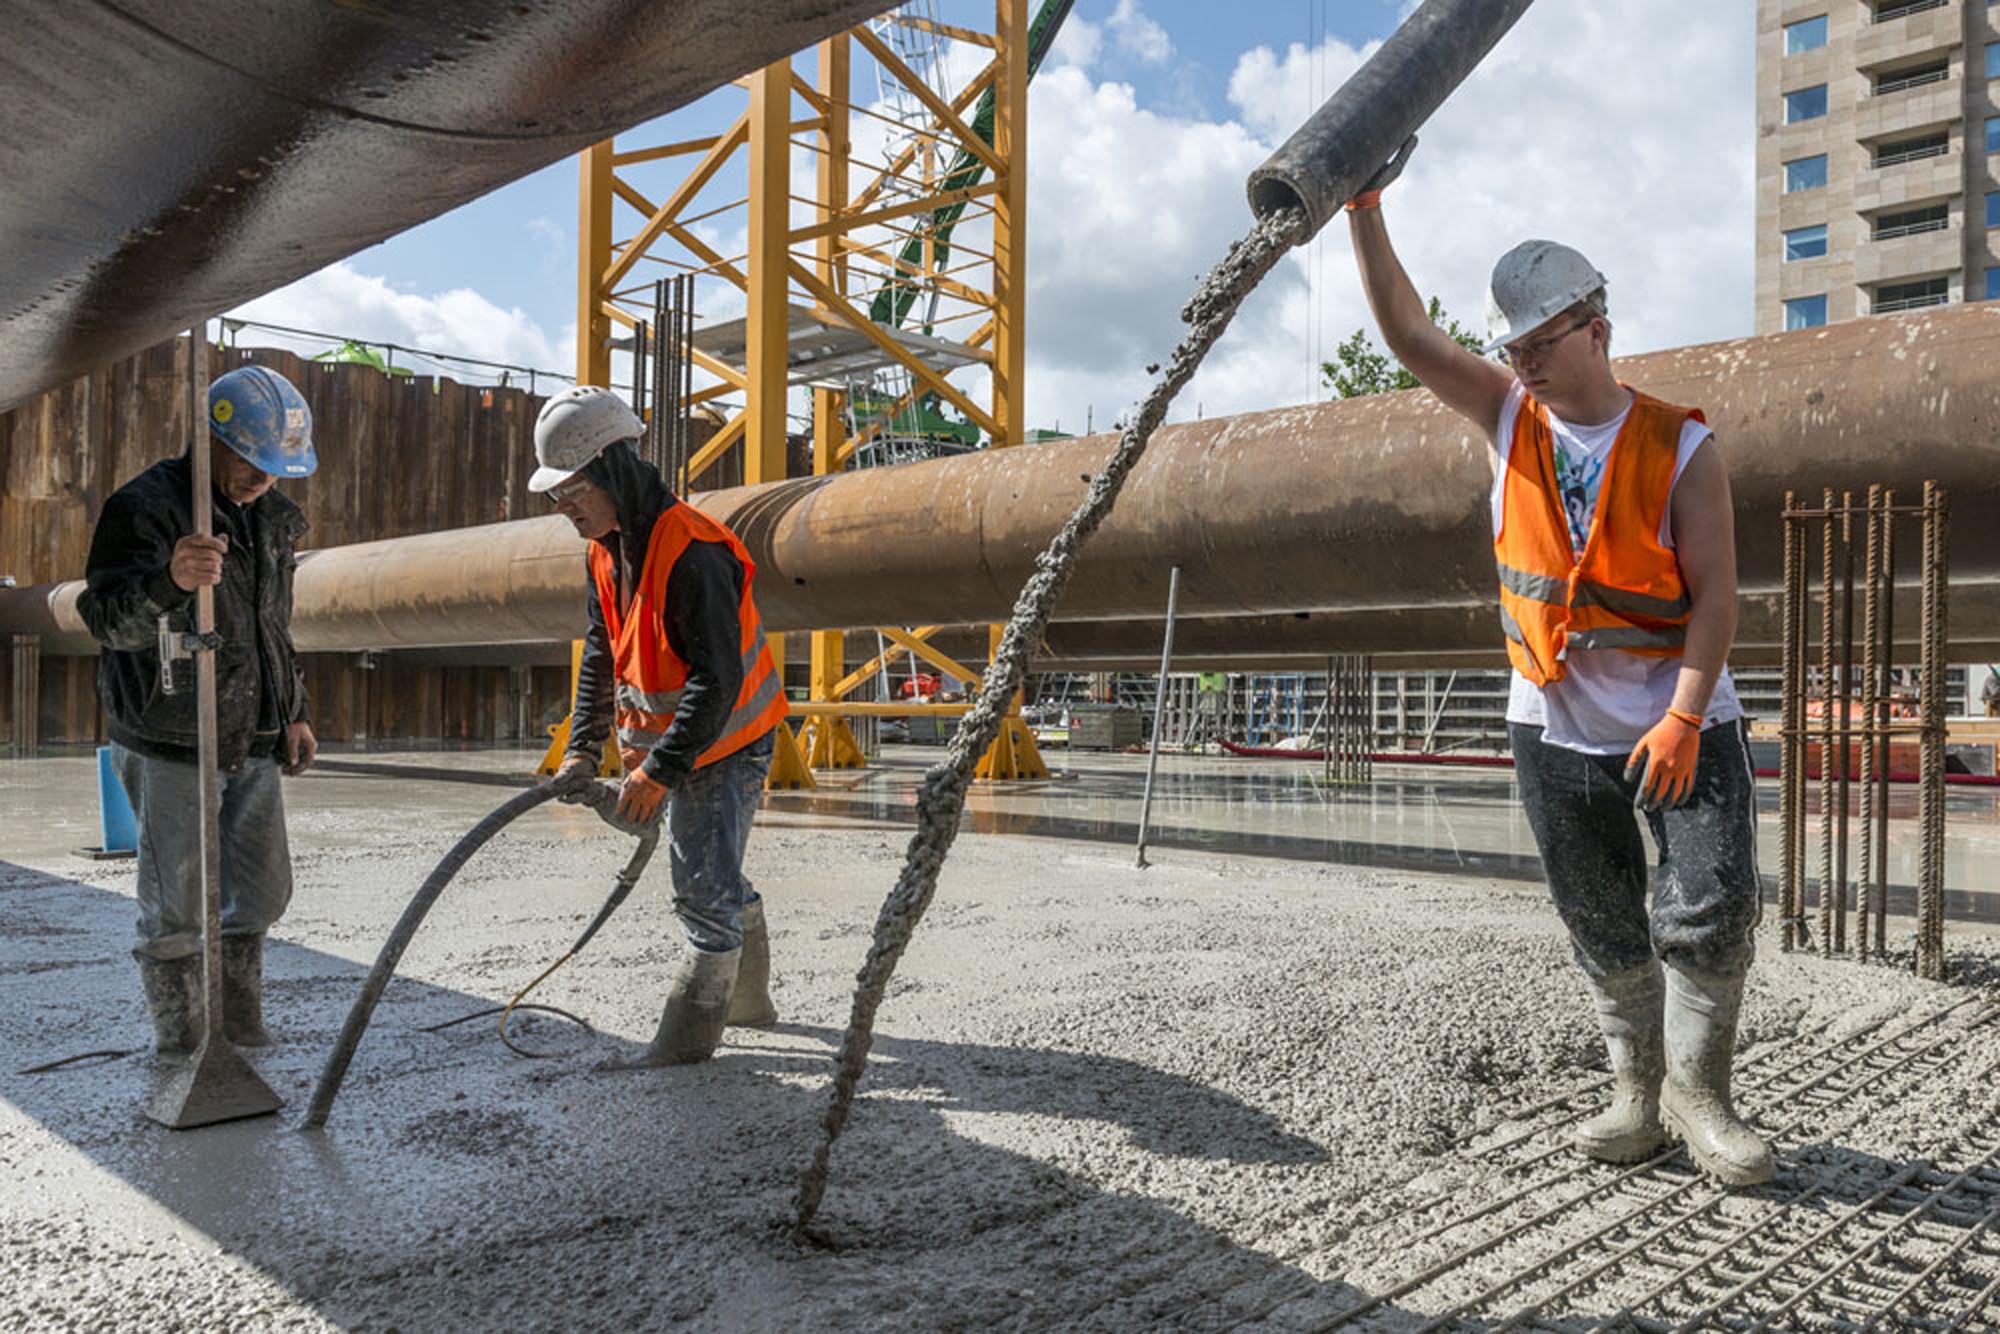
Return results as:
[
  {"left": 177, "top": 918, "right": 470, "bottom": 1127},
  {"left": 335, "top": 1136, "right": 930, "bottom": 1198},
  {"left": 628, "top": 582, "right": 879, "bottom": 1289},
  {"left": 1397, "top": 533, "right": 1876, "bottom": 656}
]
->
[
  {"left": 975, "top": 714, "right": 1048, "bottom": 781},
  {"left": 536, "top": 640, "right": 623, "bottom": 779},
  {"left": 800, "top": 715, "right": 867, "bottom": 770},
  {"left": 765, "top": 719, "right": 817, "bottom": 790}
]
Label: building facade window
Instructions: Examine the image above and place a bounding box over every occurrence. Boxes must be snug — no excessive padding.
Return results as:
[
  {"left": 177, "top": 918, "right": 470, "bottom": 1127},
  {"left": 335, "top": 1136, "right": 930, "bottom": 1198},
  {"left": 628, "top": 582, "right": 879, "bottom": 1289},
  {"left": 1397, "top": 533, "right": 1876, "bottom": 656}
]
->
[
  {"left": 1988, "top": 268, "right": 2000, "bottom": 301},
  {"left": 1874, "top": 0, "right": 1946, "bottom": 18},
  {"left": 1874, "top": 60, "right": 1948, "bottom": 95},
  {"left": 1989, "top": 117, "right": 2000, "bottom": 153},
  {"left": 1874, "top": 204, "right": 1949, "bottom": 239},
  {"left": 1784, "top": 223, "right": 1830, "bottom": 260},
  {"left": 1989, "top": 191, "right": 2000, "bottom": 227},
  {"left": 1785, "top": 295, "right": 1829, "bottom": 329},
  {"left": 1786, "top": 15, "right": 1829, "bottom": 53},
  {"left": 1873, "top": 132, "right": 1948, "bottom": 166},
  {"left": 1785, "top": 155, "right": 1830, "bottom": 191},
  {"left": 1785, "top": 84, "right": 1829, "bottom": 121},
  {"left": 1989, "top": 42, "right": 2000, "bottom": 79},
  {"left": 1875, "top": 277, "right": 1949, "bottom": 312}
]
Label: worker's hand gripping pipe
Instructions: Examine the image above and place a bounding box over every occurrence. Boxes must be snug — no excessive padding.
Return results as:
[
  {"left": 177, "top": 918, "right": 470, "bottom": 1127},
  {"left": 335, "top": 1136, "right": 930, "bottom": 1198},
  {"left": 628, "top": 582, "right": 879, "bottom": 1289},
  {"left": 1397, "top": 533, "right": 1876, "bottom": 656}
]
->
[
  {"left": 302, "top": 780, "right": 657, "bottom": 1129},
  {"left": 1245, "top": 0, "right": 1534, "bottom": 242}
]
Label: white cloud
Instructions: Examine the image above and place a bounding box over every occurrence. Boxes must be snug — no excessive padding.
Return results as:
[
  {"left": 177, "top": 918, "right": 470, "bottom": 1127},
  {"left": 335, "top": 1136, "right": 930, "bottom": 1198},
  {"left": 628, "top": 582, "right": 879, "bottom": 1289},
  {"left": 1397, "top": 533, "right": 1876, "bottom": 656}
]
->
[
  {"left": 1106, "top": 0, "right": 1172, "bottom": 66},
  {"left": 227, "top": 263, "right": 575, "bottom": 389},
  {"left": 1048, "top": 13, "right": 1102, "bottom": 70}
]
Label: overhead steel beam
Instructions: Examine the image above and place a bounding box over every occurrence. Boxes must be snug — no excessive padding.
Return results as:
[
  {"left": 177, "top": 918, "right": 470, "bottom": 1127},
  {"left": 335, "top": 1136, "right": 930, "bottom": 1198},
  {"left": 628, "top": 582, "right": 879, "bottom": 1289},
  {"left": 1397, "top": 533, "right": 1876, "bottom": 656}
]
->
[
  {"left": 4, "top": 308, "right": 1999, "bottom": 656},
  {"left": 0, "top": 0, "right": 898, "bottom": 411}
]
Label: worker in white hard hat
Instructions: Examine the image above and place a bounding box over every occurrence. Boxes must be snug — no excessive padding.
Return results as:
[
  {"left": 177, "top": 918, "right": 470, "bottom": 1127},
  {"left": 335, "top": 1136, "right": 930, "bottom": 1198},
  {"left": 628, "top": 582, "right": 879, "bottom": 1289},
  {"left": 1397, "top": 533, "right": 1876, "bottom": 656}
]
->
[
  {"left": 1341, "top": 139, "right": 1771, "bottom": 1187},
  {"left": 533, "top": 386, "right": 788, "bottom": 1066}
]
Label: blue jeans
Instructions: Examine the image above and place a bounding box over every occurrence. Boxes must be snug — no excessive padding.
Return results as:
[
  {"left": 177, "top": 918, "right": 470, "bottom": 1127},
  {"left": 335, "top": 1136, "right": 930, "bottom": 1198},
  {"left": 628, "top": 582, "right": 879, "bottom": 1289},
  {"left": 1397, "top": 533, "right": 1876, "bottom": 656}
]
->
[
  {"left": 109, "top": 743, "right": 294, "bottom": 961},
  {"left": 667, "top": 731, "right": 774, "bottom": 954},
  {"left": 1509, "top": 720, "right": 1761, "bottom": 980}
]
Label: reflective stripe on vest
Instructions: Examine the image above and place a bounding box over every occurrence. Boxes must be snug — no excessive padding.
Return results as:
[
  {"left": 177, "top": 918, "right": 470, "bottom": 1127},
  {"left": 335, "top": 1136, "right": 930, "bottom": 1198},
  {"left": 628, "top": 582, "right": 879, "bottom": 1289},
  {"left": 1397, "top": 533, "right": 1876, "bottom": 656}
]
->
[
  {"left": 589, "top": 501, "right": 788, "bottom": 769},
  {"left": 1493, "top": 388, "right": 1703, "bottom": 687}
]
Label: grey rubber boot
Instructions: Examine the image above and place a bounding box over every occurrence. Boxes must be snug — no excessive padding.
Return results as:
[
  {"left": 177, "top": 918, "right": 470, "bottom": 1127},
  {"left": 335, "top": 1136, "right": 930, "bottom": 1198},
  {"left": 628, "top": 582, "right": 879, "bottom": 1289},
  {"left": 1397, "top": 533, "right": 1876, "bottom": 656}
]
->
[
  {"left": 1573, "top": 961, "right": 1667, "bottom": 1163},
  {"left": 606, "top": 948, "right": 741, "bottom": 1069},
  {"left": 1660, "top": 962, "right": 1775, "bottom": 1186},
  {"left": 726, "top": 900, "right": 779, "bottom": 1028},
  {"left": 221, "top": 934, "right": 270, "bottom": 1048},
  {"left": 136, "top": 955, "right": 203, "bottom": 1055}
]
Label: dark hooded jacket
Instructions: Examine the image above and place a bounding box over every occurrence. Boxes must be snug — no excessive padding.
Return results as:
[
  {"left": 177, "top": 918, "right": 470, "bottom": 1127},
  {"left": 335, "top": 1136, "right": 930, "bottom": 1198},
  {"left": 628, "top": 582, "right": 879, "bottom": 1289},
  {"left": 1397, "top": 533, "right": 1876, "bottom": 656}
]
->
[
  {"left": 564, "top": 441, "right": 752, "bottom": 786},
  {"left": 77, "top": 451, "right": 309, "bottom": 769}
]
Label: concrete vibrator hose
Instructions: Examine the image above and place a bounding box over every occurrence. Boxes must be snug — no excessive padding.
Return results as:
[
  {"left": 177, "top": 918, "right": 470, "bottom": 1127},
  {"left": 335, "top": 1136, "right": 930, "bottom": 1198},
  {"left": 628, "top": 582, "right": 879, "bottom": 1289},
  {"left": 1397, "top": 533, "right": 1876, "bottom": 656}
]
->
[{"left": 303, "top": 780, "right": 658, "bottom": 1129}]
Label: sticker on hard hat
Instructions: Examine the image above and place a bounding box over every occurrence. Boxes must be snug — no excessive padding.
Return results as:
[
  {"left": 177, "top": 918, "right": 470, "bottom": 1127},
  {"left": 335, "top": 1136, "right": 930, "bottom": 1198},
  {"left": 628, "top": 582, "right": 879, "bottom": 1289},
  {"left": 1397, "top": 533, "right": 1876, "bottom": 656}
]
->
[
  {"left": 286, "top": 409, "right": 307, "bottom": 431},
  {"left": 213, "top": 399, "right": 234, "bottom": 424}
]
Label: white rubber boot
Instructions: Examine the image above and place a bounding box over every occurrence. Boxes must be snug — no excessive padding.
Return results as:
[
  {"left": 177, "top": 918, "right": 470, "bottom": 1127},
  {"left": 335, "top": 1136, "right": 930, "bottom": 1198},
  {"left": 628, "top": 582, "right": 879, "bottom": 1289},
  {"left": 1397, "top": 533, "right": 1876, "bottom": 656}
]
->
[
  {"left": 1573, "top": 961, "right": 1667, "bottom": 1163},
  {"left": 1660, "top": 962, "right": 1775, "bottom": 1186},
  {"left": 606, "top": 948, "right": 741, "bottom": 1069},
  {"left": 726, "top": 901, "right": 778, "bottom": 1028}
]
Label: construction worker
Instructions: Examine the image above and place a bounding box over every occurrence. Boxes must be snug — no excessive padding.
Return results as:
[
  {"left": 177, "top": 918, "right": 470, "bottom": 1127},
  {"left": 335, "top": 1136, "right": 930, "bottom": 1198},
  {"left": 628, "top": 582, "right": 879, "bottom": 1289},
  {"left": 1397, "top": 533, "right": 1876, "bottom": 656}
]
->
[
  {"left": 77, "top": 365, "right": 319, "bottom": 1056},
  {"left": 1343, "top": 142, "right": 1771, "bottom": 1186},
  {"left": 535, "top": 387, "right": 788, "bottom": 1066}
]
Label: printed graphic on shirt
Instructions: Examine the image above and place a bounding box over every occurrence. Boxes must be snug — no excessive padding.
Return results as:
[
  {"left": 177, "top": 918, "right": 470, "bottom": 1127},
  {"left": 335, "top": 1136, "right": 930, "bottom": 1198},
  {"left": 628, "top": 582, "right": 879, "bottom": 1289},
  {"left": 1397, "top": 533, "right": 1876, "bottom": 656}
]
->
[{"left": 1551, "top": 444, "right": 1605, "bottom": 556}]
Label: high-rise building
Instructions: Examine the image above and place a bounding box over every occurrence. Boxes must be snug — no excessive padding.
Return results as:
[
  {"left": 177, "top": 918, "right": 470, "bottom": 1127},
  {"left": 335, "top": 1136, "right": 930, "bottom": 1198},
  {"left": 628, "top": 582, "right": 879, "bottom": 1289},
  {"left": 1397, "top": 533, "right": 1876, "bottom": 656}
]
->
[{"left": 1755, "top": 0, "right": 2000, "bottom": 334}]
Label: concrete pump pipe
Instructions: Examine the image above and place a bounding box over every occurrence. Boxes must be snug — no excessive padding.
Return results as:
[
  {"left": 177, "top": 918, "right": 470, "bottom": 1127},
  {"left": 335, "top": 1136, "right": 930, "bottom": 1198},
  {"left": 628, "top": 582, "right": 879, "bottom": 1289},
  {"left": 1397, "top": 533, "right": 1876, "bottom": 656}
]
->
[
  {"left": 1247, "top": 0, "right": 1535, "bottom": 239},
  {"left": 3, "top": 308, "right": 1997, "bottom": 654}
]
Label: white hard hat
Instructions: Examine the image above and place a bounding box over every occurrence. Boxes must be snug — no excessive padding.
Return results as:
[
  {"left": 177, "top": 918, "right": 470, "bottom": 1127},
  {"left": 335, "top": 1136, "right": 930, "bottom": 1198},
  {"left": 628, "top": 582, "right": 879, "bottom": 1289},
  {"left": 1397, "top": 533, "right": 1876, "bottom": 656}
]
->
[
  {"left": 528, "top": 385, "right": 644, "bottom": 492},
  {"left": 1482, "top": 240, "right": 1608, "bottom": 354}
]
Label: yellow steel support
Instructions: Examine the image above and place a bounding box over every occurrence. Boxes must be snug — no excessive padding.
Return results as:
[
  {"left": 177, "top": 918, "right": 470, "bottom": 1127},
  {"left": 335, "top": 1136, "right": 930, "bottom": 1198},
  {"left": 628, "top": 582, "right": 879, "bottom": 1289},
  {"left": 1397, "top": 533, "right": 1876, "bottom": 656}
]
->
[
  {"left": 576, "top": 140, "right": 615, "bottom": 387},
  {"left": 766, "top": 719, "right": 817, "bottom": 789},
  {"left": 535, "top": 641, "right": 624, "bottom": 779},
  {"left": 975, "top": 621, "right": 1047, "bottom": 780},
  {"left": 566, "top": 10, "right": 1034, "bottom": 782},
  {"left": 990, "top": 0, "right": 1028, "bottom": 451},
  {"left": 744, "top": 60, "right": 792, "bottom": 490}
]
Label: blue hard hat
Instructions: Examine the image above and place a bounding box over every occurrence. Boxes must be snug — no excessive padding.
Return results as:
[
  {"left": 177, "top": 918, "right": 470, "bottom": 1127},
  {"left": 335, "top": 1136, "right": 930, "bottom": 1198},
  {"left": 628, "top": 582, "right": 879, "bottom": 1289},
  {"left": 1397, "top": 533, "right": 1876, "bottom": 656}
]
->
[{"left": 208, "top": 366, "right": 316, "bottom": 477}]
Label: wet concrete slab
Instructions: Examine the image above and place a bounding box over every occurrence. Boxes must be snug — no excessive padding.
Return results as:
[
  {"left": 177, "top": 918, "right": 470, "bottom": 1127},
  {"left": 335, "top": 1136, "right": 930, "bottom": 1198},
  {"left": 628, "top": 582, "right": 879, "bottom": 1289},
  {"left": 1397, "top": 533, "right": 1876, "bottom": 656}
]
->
[{"left": 1, "top": 746, "right": 1997, "bottom": 1329}]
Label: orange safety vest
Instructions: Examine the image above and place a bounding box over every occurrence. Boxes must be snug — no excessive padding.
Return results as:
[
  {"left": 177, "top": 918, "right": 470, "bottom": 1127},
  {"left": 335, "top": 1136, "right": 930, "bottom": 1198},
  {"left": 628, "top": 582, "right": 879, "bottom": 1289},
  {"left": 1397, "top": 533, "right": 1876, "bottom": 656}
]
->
[
  {"left": 1495, "top": 389, "right": 1702, "bottom": 687},
  {"left": 588, "top": 503, "right": 787, "bottom": 769}
]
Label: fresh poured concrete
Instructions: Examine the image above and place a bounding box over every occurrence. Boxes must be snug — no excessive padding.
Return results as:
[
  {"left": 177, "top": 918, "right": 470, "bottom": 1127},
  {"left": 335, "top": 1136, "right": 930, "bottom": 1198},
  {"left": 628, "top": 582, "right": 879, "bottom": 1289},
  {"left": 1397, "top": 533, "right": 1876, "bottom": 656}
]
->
[{"left": 1, "top": 747, "right": 1996, "bottom": 1329}]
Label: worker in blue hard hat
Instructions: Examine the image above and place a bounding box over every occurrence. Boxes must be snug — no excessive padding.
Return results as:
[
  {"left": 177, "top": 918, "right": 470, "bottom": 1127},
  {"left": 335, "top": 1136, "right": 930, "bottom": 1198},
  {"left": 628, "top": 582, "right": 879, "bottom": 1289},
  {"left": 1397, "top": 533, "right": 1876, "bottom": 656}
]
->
[{"left": 78, "top": 363, "right": 320, "bottom": 1058}]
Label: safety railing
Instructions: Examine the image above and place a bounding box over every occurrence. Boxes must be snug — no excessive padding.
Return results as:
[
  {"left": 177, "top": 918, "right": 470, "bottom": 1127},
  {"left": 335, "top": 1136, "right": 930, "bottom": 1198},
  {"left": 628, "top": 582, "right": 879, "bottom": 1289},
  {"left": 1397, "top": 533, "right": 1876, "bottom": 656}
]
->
[
  {"left": 1872, "top": 137, "right": 1948, "bottom": 167},
  {"left": 1873, "top": 0, "right": 1947, "bottom": 21},
  {"left": 1872, "top": 215, "right": 1949, "bottom": 240},
  {"left": 1873, "top": 65, "right": 1948, "bottom": 96},
  {"left": 1873, "top": 290, "right": 1949, "bottom": 312}
]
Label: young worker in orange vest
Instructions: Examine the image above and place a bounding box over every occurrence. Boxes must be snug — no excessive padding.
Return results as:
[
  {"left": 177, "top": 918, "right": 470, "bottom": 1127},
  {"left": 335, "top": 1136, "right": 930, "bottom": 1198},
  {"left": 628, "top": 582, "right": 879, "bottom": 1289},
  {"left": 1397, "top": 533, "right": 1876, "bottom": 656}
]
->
[
  {"left": 533, "top": 387, "right": 789, "bottom": 1067},
  {"left": 1343, "top": 141, "right": 1771, "bottom": 1186}
]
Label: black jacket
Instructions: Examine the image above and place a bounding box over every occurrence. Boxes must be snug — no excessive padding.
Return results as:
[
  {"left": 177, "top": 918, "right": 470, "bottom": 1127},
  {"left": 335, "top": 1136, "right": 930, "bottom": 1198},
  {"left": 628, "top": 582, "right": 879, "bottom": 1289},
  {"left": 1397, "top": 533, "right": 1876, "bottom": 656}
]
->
[
  {"left": 562, "top": 442, "right": 749, "bottom": 787},
  {"left": 78, "top": 453, "right": 310, "bottom": 768}
]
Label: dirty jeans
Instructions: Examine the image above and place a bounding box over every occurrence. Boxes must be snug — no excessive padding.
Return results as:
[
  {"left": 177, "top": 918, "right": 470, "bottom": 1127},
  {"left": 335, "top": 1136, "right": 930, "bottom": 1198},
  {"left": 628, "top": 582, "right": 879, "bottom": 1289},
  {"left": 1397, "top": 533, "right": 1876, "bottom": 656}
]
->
[
  {"left": 667, "top": 730, "right": 774, "bottom": 954},
  {"left": 109, "top": 743, "right": 294, "bottom": 961},
  {"left": 1509, "top": 720, "right": 1760, "bottom": 981}
]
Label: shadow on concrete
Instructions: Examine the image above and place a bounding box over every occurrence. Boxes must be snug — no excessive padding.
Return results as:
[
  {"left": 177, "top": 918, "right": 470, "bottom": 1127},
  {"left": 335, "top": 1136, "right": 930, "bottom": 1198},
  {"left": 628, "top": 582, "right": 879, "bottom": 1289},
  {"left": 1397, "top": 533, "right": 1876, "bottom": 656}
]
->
[{"left": 0, "top": 858, "right": 1533, "bottom": 1330}]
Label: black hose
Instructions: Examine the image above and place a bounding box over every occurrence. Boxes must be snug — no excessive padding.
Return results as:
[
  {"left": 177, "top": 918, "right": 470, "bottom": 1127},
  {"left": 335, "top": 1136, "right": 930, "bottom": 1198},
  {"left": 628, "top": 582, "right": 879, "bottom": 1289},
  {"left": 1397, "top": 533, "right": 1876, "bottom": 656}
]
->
[
  {"left": 303, "top": 781, "right": 656, "bottom": 1128},
  {"left": 1245, "top": 0, "right": 1535, "bottom": 242}
]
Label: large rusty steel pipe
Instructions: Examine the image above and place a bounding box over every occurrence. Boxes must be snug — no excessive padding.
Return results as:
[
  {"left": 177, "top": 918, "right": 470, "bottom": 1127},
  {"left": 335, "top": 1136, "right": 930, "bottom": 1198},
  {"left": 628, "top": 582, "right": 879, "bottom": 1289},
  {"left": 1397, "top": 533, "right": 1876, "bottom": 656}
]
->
[
  {"left": 4, "top": 309, "right": 1999, "bottom": 655},
  {"left": 0, "top": 0, "right": 899, "bottom": 411}
]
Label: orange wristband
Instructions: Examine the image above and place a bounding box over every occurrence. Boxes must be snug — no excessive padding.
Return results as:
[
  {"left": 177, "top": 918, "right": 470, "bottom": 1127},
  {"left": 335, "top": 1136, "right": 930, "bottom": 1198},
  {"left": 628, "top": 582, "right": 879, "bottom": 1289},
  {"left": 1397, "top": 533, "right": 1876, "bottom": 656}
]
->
[
  {"left": 1665, "top": 708, "right": 1703, "bottom": 730},
  {"left": 1346, "top": 190, "right": 1383, "bottom": 211}
]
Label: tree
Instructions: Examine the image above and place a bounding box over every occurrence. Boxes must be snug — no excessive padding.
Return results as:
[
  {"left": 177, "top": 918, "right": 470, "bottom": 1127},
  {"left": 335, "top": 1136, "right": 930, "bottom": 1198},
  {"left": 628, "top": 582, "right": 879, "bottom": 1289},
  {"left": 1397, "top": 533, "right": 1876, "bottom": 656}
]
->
[{"left": 1320, "top": 296, "right": 1485, "bottom": 399}]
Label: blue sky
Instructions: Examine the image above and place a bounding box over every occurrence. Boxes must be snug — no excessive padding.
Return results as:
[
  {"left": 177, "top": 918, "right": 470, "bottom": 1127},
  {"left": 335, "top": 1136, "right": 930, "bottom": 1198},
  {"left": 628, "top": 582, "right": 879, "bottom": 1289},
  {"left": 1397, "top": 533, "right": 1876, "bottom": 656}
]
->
[{"left": 233, "top": 0, "right": 1754, "bottom": 432}]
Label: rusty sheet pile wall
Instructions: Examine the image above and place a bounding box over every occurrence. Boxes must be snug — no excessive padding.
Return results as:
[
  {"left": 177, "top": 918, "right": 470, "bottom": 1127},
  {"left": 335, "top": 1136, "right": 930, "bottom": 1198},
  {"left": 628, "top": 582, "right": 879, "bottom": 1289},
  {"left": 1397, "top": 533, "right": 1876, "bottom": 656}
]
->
[{"left": 0, "top": 335, "right": 569, "bottom": 749}]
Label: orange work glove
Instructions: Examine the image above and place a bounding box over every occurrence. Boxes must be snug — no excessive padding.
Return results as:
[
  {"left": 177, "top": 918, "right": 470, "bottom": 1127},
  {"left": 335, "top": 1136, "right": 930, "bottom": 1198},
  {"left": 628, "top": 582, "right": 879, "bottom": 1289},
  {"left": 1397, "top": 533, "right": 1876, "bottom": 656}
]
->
[
  {"left": 616, "top": 765, "right": 670, "bottom": 827},
  {"left": 1624, "top": 710, "right": 1703, "bottom": 811}
]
